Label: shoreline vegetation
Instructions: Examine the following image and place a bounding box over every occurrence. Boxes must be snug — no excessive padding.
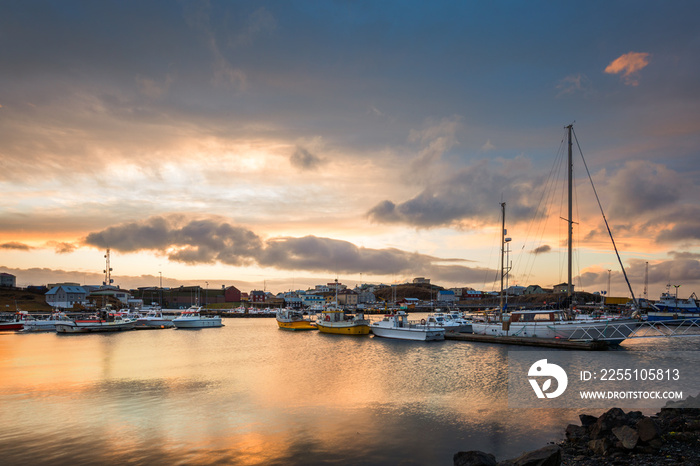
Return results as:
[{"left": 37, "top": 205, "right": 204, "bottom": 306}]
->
[{"left": 454, "top": 394, "right": 700, "bottom": 465}]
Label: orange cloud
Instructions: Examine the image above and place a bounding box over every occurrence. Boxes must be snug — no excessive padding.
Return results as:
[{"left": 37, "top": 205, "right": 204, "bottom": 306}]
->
[{"left": 604, "top": 52, "right": 651, "bottom": 86}]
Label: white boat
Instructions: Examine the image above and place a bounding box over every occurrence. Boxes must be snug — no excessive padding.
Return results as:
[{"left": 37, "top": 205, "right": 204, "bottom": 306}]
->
[
  {"left": 647, "top": 285, "right": 700, "bottom": 322},
  {"left": 428, "top": 311, "right": 472, "bottom": 332},
  {"left": 135, "top": 309, "right": 175, "bottom": 329},
  {"left": 21, "top": 312, "right": 73, "bottom": 332},
  {"left": 470, "top": 309, "right": 636, "bottom": 344},
  {"left": 371, "top": 311, "right": 445, "bottom": 341},
  {"left": 172, "top": 307, "right": 223, "bottom": 328},
  {"left": 55, "top": 312, "right": 137, "bottom": 333},
  {"left": 470, "top": 125, "right": 640, "bottom": 346}
]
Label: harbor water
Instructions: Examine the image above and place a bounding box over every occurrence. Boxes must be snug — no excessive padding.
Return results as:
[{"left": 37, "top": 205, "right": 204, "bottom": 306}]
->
[{"left": 1, "top": 314, "right": 698, "bottom": 465}]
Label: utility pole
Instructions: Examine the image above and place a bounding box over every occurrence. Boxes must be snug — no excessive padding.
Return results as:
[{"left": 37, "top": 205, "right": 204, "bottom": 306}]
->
[{"left": 643, "top": 262, "right": 649, "bottom": 300}]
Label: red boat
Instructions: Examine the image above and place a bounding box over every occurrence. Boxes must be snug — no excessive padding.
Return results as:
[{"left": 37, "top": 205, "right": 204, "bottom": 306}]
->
[{"left": 0, "top": 311, "right": 33, "bottom": 331}]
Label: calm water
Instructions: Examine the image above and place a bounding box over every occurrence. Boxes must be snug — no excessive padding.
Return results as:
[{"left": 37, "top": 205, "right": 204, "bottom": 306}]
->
[{"left": 1, "top": 314, "right": 699, "bottom": 465}]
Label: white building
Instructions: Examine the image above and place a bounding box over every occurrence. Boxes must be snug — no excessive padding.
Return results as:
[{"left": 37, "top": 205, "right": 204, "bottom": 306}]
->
[
  {"left": 45, "top": 285, "right": 88, "bottom": 309},
  {"left": 437, "top": 290, "right": 457, "bottom": 303}
]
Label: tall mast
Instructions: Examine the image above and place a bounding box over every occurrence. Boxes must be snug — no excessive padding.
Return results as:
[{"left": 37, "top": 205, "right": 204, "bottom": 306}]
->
[
  {"left": 566, "top": 125, "right": 574, "bottom": 313},
  {"left": 499, "top": 201, "right": 506, "bottom": 311}
]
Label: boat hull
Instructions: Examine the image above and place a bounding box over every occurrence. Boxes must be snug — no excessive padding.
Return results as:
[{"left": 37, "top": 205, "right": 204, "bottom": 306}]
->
[
  {"left": 316, "top": 323, "right": 370, "bottom": 335},
  {"left": 647, "top": 312, "right": 700, "bottom": 322},
  {"left": 172, "top": 318, "right": 223, "bottom": 328},
  {"left": 0, "top": 322, "right": 26, "bottom": 331},
  {"left": 134, "top": 319, "right": 175, "bottom": 329},
  {"left": 276, "top": 319, "right": 317, "bottom": 330},
  {"left": 471, "top": 319, "right": 638, "bottom": 345},
  {"left": 371, "top": 325, "right": 445, "bottom": 341},
  {"left": 55, "top": 321, "right": 136, "bottom": 333}
]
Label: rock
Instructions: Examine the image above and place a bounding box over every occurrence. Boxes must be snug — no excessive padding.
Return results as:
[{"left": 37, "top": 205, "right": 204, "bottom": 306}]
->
[
  {"left": 565, "top": 424, "right": 588, "bottom": 442},
  {"left": 589, "top": 407, "right": 628, "bottom": 440},
  {"left": 498, "top": 445, "right": 561, "bottom": 466},
  {"left": 636, "top": 417, "right": 660, "bottom": 442},
  {"left": 612, "top": 425, "right": 639, "bottom": 450},
  {"left": 454, "top": 451, "right": 497, "bottom": 466},
  {"left": 588, "top": 438, "right": 611, "bottom": 456},
  {"left": 579, "top": 414, "right": 598, "bottom": 427}
]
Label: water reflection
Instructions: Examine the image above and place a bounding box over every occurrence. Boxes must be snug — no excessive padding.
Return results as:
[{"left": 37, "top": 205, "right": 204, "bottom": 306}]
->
[{"left": 1, "top": 316, "right": 698, "bottom": 465}]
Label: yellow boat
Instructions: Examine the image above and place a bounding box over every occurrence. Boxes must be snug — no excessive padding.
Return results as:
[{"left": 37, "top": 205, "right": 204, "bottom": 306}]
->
[
  {"left": 276, "top": 308, "right": 318, "bottom": 330},
  {"left": 316, "top": 308, "right": 370, "bottom": 335}
]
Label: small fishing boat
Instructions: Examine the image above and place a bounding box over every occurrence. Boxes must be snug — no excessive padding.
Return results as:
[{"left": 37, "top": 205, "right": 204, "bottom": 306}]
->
[
  {"left": 135, "top": 309, "right": 175, "bottom": 329},
  {"left": 276, "top": 308, "right": 317, "bottom": 330},
  {"left": 647, "top": 286, "right": 700, "bottom": 322},
  {"left": 316, "top": 308, "right": 370, "bottom": 335},
  {"left": 0, "top": 310, "right": 34, "bottom": 331},
  {"left": 370, "top": 311, "right": 445, "bottom": 341},
  {"left": 172, "top": 307, "right": 223, "bottom": 328},
  {"left": 55, "top": 311, "right": 137, "bottom": 333},
  {"left": 21, "top": 312, "right": 73, "bottom": 332}
]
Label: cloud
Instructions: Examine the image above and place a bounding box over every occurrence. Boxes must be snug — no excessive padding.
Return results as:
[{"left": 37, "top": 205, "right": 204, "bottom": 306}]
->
[
  {"left": 82, "top": 215, "right": 490, "bottom": 283},
  {"left": 608, "top": 161, "right": 684, "bottom": 218},
  {"left": 481, "top": 139, "right": 495, "bottom": 151},
  {"left": 0, "top": 242, "right": 33, "bottom": 251},
  {"left": 290, "top": 146, "right": 324, "bottom": 171},
  {"left": 367, "top": 156, "right": 539, "bottom": 227},
  {"left": 531, "top": 245, "right": 551, "bottom": 255},
  {"left": 604, "top": 52, "right": 651, "bottom": 86},
  {"left": 46, "top": 241, "right": 78, "bottom": 254},
  {"left": 556, "top": 74, "right": 593, "bottom": 96}
]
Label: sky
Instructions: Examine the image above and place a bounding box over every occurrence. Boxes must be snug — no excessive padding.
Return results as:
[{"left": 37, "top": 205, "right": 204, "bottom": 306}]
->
[{"left": 1, "top": 1, "right": 700, "bottom": 299}]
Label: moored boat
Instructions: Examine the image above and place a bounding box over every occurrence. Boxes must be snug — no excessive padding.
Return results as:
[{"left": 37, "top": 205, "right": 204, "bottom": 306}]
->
[
  {"left": 470, "top": 309, "right": 637, "bottom": 345},
  {"left": 370, "top": 311, "right": 445, "bottom": 341},
  {"left": 135, "top": 309, "right": 175, "bottom": 329},
  {"left": 55, "top": 311, "right": 137, "bottom": 333},
  {"left": 0, "top": 310, "right": 33, "bottom": 331},
  {"left": 276, "top": 308, "right": 317, "bottom": 330},
  {"left": 172, "top": 306, "right": 223, "bottom": 328},
  {"left": 647, "top": 286, "right": 700, "bottom": 322},
  {"left": 21, "top": 312, "right": 73, "bottom": 332},
  {"left": 316, "top": 308, "right": 370, "bottom": 335}
]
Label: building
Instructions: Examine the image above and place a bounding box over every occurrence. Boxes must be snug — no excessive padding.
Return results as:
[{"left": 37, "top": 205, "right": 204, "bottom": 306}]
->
[
  {"left": 505, "top": 285, "right": 526, "bottom": 296},
  {"left": 302, "top": 294, "right": 325, "bottom": 307},
  {"left": 553, "top": 283, "right": 575, "bottom": 294},
  {"left": 224, "top": 286, "right": 242, "bottom": 302},
  {"left": 413, "top": 277, "right": 430, "bottom": 284},
  {"left": 45, "top": 285, "right": 88, "bottom": 309},
  {"left": 464, "top": 290, "right": 483, "bottom": 299},
  {"left": 437, "top": 290, "right": 456, "bottom": 303},
  {"left": 524, "top": 285, "right": 546, "bottom": 295},
  {"left": 0, "top": 273, "right": 16, "bottom": 287},
  {"left": 250, "top": 290, "right": 266, "bottom": 303},
  {"left": 337, "top": 289, "right": 358, "bottom": 306}
]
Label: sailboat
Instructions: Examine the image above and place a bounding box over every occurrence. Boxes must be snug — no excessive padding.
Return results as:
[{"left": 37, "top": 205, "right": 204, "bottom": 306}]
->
[{"left": 470, "top": 125, "right": 639, "bottom": 345}]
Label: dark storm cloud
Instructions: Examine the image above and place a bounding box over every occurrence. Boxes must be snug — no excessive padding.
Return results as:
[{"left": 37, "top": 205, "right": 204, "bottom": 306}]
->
[
  {"left": 367, "top": 157, "right": 540, "bottom": 227},
  {"left": 0, "top": 242, "right": 32, "bottom": 251},
  {"left": 83, "top": 215, "right": 488, "bottom": 281},
  {"left": 290, "top": 146, "right": 324, "bottom": 171},
  {"left": 531, "top": 245, "right": 551, "bottom": 255}
]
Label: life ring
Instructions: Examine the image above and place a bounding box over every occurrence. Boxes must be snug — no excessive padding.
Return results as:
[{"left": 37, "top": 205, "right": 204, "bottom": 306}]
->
[
  {"left": 325, "top": 315, "right": 330, "bottom": 321},
  {"left": 420, "top": 318, "right": 426, "bottom": 325}
]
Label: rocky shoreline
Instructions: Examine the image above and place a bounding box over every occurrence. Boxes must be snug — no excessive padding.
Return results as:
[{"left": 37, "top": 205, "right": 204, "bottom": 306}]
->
[{"left": 454, "top": 394, "right": 700, "bottom": 465}]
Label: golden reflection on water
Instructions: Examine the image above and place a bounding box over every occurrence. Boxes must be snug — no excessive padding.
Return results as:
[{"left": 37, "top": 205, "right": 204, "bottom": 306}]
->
[{"left": 3, "top": 317, "right": 693, "bottom": 465}]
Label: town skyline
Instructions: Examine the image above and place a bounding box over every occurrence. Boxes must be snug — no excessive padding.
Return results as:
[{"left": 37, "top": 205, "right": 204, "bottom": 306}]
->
[{"left": 2, "top": 2, "right": 700, "bottom": 300}]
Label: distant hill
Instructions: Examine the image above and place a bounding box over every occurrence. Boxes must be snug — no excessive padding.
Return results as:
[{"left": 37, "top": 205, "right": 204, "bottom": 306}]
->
[{"left": 0, "top": 288, "right": 53, "bottom": 312}]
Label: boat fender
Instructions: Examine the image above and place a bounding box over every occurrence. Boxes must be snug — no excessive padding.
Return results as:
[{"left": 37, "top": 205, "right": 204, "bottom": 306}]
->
[
  {"left": 325, "top": 315, "right": 330, "bottom": 321},
  {"left": 420, "top": 318, "right": 426, "bottom": 325}
]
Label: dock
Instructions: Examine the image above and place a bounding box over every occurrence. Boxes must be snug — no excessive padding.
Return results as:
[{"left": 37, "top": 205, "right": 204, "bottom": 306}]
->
[{"left": 444, "top": 331, "right": 609, "bottom": 350}]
